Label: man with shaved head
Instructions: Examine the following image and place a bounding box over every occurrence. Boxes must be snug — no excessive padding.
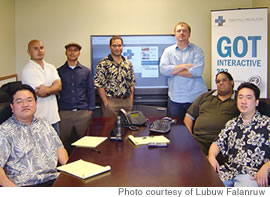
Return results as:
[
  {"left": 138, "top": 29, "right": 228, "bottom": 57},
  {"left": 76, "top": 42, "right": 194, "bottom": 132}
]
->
[{"left": 21, "top": 40, "right": 62, "bottom": 134}]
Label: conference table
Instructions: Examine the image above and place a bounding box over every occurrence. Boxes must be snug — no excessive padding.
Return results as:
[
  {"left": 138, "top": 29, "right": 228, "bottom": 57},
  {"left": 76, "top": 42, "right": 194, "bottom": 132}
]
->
[{"left": 53, "top": 117, "right": 224, "bottom": 187}]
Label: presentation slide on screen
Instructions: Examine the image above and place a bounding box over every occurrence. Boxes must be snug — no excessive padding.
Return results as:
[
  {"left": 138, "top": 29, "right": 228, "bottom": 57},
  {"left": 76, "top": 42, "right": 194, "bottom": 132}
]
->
[{"left": 123, "top": 46, "right": 159, "bottom": 78}]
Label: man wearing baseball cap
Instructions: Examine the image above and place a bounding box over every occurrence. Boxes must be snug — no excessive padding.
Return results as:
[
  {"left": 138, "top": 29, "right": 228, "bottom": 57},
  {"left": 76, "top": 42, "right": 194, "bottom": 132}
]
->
[
  {"left": 64, "top": 42, "right": 82, "bottom": 50},
  {"left": 57, "top": 42, "right": 95, "bottom": 155}
]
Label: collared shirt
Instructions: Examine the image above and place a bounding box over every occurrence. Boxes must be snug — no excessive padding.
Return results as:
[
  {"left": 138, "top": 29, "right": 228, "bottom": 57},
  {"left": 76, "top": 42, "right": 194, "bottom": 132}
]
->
[
  {"left": 186, "top": 90, "right": 239, "bottom": 142},
  {"left": 94, "top": 54, "right": 136, "bottom": 97},
  {"left": 57, "top": 61, "right": 95, "bottom": 111},
  {"left": 160, "top": 43, "right": 207, "bottom": 103},
  {"left": 21, "top": 60, "right": 60, "bottom": 124},
  {"left": 0, "top": 115, "right": 63, "bottom": 186},
  {"left": 215, "top": 111, "right": 270, "bottom": 182}
]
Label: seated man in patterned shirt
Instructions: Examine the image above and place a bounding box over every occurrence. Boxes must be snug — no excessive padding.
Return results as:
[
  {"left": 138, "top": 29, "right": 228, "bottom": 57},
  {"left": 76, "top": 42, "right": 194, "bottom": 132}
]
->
[
  {"left": 0, "top": 84, "right": 68, "bottom": 187},
  {"left": 94, "top": 35, "right": 136, "bottom": 117},
  {"left": 208, "top": 82, "right": 270, "bottom": 187}
]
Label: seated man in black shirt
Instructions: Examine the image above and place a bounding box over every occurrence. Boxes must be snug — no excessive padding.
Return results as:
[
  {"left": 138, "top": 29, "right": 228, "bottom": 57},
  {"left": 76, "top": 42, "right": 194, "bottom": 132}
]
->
[{"left": 184, "top": 72, "right": 239, "bottom": 159}]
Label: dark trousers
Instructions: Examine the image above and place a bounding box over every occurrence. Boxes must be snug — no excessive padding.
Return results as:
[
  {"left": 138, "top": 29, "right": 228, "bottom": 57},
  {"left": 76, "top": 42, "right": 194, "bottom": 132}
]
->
[
  {"left": 59, "top": 110, "right": 92, "bottom": 155},
  {"left": 167, "top": 98, "right": 191, "bottom": 120},
  {"left": 193, "top": 136, "right": 228, "bottom": 165}
]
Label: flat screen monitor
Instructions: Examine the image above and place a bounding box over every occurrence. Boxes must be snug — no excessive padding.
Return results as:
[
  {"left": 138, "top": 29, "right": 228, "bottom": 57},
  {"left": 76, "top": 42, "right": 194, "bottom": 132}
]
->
[{"left": 90, "top": 35, "right": 176, "bottom": 96}]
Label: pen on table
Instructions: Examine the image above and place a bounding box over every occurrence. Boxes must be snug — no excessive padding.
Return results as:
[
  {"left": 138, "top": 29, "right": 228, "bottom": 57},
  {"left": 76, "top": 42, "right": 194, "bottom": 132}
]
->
[{"left": 90, "top": 148, "right": 101, "bottom": 153}]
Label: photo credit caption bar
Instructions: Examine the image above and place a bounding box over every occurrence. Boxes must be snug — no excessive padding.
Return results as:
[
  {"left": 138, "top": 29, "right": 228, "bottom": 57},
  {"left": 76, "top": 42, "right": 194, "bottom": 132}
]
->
[{"left": 118, "top": 187, "right": 268, "bottom": 197}]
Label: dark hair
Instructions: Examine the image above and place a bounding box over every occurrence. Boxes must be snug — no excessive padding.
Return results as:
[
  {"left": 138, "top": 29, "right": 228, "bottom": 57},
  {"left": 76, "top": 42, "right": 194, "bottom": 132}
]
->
[
  {"left": 215, "top": 71, "right": 234, "bottom": 88},
  {"left": 110, "top": 35, "right": 123, "bottom": 46},
  {"left": 10, "top": 84, "right": 37, "bottom": 104},
  {"left": 236, "top": 82, "right": 260, "bottom": 100}
]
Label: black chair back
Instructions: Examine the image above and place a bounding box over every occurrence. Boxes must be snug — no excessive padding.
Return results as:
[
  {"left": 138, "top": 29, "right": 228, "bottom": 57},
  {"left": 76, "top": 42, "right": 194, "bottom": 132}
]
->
[
  {"left": 258, "top": 98, "right": 270, "bottom": 117},
  {"left": 0, "top": 81, "right": 22, "bottom": 124}
]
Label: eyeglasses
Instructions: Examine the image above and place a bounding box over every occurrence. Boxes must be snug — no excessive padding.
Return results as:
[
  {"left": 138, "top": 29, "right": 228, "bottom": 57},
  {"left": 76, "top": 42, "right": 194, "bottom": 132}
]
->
[{"left": 13, "top": 98, "right": 35, "bottom": 105}]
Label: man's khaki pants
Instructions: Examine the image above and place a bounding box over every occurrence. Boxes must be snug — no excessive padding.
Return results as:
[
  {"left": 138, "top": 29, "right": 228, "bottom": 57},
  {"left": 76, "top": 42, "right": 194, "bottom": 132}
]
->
[{"left": 102, "top": 97, "right": 133, "bottom": 117}]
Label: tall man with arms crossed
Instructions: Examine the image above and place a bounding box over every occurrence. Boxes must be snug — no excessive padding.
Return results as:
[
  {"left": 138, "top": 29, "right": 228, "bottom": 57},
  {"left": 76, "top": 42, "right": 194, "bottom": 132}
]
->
[
  {"left": 94, "top": 35, "right": 136, "bottom": 117},
  {"left": 184, "top": 71, "right": 239, "bottom": 159},
  {"left": 21, "top": 40, "right": 61, "bottom": 133},
  {"left": 58, "top": 42, "right": 95, "bottom": 155},
  {"left": 208, "top": 82, "right": 270, "bottom": 187},
  {"left": 160, "top": 21, "right": 207, "bottom": 120},
  {"left": 0, "top": 84, "right": 68, "bottom": 187}
]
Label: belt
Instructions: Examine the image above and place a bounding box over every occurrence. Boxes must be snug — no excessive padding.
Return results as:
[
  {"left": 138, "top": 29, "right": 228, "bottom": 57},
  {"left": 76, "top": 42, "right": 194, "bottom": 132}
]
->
[
  {"left": 111, "top": 94, "right": 130, "bottom": 99},
  {"left": 72, "top": 108, "right": 81, "bottom": 111}
]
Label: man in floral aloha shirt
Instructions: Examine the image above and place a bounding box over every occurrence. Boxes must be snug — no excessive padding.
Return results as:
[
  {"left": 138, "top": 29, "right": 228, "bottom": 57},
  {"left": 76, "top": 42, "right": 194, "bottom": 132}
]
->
[{"left": 208, "top": 82, "right": 270, "bottom": 187}]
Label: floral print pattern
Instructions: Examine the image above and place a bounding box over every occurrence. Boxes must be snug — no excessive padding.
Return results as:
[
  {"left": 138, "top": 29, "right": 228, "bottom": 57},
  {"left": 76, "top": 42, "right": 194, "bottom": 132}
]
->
[
  {"left": 215, "top": 111, "right": 270, "bottom": 181},
  {"left": 0, "top": 115, "right": 63, "bottom": 186},
  {"left": 94, "top": 54, "right": 136, "bottom": 97}
]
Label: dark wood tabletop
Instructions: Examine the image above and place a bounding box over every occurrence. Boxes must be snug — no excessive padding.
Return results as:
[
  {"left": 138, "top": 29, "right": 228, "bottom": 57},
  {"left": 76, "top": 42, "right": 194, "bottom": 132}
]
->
[{"left": 53, "top": 117, "right": 224, "bottom": 187}]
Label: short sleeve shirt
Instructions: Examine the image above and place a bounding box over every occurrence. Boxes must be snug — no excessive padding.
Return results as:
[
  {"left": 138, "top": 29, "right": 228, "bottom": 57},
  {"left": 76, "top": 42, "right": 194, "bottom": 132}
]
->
[
  {"left": 186, "top": 90, "right": 239, "bottom": 142},
  {"left": 215, "top": 111, "right": 270, "bottom": 181},
  {"left": 21, "top": 60, "right": 60, "bottom": 124},
  {"left": 0, "top": 115, "right": 63, "bottom": 186},
  {"left": 94, "top": 54, "right": 136, "bottom": 97}
]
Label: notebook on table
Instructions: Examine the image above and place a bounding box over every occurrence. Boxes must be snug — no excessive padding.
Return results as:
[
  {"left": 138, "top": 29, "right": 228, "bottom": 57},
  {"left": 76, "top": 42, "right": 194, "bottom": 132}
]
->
[
  {"left": 71, "top": 136, "right": 107, "bottom": 148},
  {"left": 57, "top": 159, "right": 111, "bottom": 179}
]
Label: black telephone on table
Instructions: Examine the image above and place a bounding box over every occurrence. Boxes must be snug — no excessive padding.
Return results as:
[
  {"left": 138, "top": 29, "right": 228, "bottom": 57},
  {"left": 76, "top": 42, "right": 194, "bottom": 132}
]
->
[
  {"left": 118, "top": 109, "right": 147, "bottom": 128},
  {"left": 109, "top": 110, "right": 147, "bottom": 141},
  {"left": 149, "top": 117, "right": 176, "bottom": 133}
]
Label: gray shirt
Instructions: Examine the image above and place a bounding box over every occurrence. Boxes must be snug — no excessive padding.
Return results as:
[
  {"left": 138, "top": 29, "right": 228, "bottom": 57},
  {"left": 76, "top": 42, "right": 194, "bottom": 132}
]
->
[{"left": 0, "top": 115, "right": 63, "bottom": 186}]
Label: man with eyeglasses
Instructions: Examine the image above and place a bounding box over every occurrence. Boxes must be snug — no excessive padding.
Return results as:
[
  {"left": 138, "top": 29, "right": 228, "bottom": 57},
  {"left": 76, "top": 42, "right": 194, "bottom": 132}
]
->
[
  {"left": 94, "top": 35, "right": 136, "bottom": 117},
  {"left": 0, "top": 84, "right": 68, "bottom": 187}
]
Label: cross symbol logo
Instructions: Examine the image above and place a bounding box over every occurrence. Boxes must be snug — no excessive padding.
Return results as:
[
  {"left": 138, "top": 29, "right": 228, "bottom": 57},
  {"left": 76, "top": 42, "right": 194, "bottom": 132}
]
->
[
  {"left": 123, "top": 49, "right": 134, "bottom": 60},
  {"left": 215, "top": 16, "right": 225, "bottom": 26}
]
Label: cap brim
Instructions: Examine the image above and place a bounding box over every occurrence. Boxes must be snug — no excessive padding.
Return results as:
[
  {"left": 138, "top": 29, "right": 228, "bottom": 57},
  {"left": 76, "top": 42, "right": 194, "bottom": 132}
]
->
[{"left": 65, "top": 43, "right": 81, "bottom": 50}]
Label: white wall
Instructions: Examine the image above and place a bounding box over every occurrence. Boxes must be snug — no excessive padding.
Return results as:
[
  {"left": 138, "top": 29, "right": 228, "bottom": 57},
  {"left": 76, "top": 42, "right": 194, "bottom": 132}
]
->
[
  {"left": 0, "top": 0, "right": 15, "bottom": 77},
  {"left": 15, "top": 0, "right": 254, "bottom": 88},
  {"left": 253, "top": 0, "right": 270, "bottom": 94}
]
